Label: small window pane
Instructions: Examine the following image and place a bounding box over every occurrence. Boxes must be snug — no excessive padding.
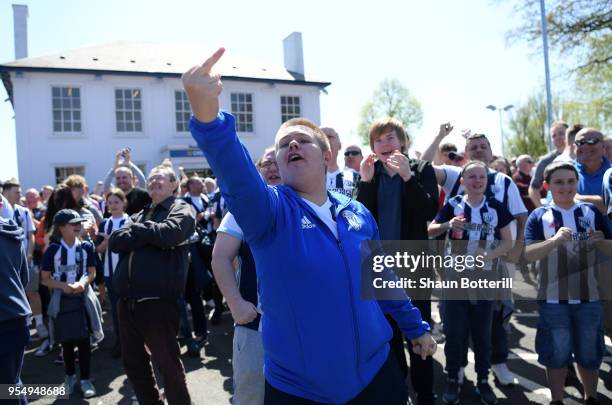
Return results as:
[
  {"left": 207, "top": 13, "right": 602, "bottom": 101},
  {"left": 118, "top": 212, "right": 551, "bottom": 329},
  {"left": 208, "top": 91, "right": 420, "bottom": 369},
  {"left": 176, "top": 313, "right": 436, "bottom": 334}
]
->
[{"left": 230, "top": 93, "right": 254, "bottom": 133}]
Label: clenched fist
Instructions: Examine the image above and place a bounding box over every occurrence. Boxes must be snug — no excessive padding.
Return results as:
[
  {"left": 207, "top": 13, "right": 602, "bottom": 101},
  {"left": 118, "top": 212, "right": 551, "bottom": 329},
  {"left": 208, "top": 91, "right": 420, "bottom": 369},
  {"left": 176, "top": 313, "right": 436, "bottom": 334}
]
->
[{"left": 182, "top": 47, "right": 226, "bottom": 123}]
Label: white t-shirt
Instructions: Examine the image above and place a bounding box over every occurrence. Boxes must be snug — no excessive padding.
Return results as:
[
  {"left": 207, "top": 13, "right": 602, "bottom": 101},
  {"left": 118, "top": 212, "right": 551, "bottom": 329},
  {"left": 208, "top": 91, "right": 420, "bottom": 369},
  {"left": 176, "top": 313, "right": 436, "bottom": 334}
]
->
[
  {"left": 302, "top": 198, "right": 338, "bottom": 239},
  {"left": 218, "top": 198, "right": 339, "bottom": 240},
  {"left": 218, "top": 212, "right": 244, "bottom": 241}
]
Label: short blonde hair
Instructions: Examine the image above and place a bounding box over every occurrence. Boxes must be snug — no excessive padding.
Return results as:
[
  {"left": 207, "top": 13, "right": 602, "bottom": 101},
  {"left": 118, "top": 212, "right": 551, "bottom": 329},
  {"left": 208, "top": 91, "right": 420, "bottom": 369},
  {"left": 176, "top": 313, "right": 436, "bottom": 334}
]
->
[
  {"left": 274, "top": 118, "right": 330, "bottom": 153},
  {"left": 368, "top": 117, "right": 409, "bottom": 152}
]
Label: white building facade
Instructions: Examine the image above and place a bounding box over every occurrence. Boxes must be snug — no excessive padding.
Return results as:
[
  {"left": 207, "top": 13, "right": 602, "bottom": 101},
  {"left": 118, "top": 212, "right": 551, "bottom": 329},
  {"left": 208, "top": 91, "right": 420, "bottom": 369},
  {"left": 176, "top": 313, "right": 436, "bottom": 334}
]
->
[{"left": 1, "top": 35, "right": 330, "bottom": 189}]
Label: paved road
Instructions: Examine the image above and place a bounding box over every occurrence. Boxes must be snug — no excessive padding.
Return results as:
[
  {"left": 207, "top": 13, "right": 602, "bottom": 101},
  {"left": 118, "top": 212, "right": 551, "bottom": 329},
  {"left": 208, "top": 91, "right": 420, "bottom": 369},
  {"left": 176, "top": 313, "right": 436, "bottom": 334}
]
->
[{"left": 22, "top": 277, "right": 612, "bottom": 404}]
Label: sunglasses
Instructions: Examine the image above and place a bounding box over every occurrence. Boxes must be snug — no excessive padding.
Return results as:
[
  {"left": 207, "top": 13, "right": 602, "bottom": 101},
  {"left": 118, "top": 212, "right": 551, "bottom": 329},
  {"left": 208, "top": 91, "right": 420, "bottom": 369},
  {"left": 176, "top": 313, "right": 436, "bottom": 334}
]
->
[
  {"left": 447, "top": 151, "right": 465, "bottom": 161},
  {"left": 574, "top": 138, "right": 601, "bottom": 146},
  {"left": 344, "top": 151, "right": 362, "bottom": 157}
]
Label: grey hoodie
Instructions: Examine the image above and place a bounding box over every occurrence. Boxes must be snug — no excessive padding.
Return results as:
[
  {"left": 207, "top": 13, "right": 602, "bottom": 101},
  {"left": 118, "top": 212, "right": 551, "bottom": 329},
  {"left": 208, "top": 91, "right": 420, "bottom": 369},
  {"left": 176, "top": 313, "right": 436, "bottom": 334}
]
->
[{"left": 0, "top": 217, "right": 31, "bottom": 322}]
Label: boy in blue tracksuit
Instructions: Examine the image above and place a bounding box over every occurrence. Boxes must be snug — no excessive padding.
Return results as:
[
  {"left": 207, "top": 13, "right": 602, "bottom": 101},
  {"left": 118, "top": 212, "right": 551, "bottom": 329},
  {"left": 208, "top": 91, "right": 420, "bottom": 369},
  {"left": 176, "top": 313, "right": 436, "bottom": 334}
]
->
[{"left": 183, "top": 48, "right": 435, "bottom": 404}]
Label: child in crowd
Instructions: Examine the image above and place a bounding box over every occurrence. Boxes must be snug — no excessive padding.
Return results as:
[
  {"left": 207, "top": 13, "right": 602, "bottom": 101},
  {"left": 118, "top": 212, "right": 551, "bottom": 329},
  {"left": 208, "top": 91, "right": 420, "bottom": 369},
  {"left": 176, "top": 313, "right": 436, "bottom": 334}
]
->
[
  {"left": 525, "top": 161, "right": 610, "bottom": 405},
  {"left": 41, "top": 209, "right": 102, "bottom": 398},
  {"left": 428, "top": 160, "right": 514, "bottom": 405},
  {"left": 96, "top": 188, "right": 130, "bottom": 358}
]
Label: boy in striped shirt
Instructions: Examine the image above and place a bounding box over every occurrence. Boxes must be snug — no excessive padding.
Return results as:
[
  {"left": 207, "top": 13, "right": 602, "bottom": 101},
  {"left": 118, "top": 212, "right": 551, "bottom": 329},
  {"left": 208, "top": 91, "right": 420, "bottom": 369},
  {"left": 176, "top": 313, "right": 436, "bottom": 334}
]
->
[{"left": 525, "top": 161, "right": 611, "bottom": 405}]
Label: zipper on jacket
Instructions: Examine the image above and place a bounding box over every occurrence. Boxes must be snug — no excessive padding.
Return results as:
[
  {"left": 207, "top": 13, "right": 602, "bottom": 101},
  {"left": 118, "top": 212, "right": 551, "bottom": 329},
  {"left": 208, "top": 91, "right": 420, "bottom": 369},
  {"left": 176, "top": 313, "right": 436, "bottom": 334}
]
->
[
  {"left": 336, "top": 238, "right": 362, "bottom": 383},
  {"left": 300, "top": 200, "right": 363, "bottom": 384}
]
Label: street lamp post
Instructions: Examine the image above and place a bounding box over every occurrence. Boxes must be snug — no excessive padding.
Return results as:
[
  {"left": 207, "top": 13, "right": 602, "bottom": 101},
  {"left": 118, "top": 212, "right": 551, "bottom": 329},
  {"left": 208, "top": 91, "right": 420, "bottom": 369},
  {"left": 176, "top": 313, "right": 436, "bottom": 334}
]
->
[
  {"left": 540, "top": 0, "right": 554, "bottom": 150},
  {"left": 486, "top": 104, "right": 514, "bottom": 154}
]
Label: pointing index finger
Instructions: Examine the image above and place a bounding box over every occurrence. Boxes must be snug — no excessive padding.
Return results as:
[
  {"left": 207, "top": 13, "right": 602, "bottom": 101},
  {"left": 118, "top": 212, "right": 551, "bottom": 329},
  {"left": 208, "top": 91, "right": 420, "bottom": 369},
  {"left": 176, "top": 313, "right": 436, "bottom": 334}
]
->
[{"left": 201, "top": 47, "right": 226, "bottom": 75}]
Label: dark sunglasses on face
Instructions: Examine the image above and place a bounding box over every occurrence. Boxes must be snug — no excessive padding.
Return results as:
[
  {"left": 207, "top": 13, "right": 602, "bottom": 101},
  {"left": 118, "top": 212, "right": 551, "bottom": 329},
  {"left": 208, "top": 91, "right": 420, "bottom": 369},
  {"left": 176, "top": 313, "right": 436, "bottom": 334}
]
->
[
  {"left": 575, "top": 138, "right": 601, "bottom": 146},
  {"left": 344, "top": 151, "right": 361, "bottom": 157}
]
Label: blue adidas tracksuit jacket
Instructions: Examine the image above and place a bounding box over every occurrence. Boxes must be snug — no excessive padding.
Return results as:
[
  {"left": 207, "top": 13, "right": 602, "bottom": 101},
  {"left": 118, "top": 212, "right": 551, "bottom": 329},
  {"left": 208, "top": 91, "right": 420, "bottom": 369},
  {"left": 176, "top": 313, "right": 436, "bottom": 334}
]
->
[{"left": 190, "top": 112, "right": 430, "bottom": 403}]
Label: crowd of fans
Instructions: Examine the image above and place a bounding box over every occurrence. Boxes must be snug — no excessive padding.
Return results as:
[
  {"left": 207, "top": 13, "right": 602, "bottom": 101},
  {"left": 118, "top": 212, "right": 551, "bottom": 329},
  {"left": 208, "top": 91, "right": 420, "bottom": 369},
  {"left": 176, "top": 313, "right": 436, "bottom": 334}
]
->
[{"left": 1, "top": 51, "right": 611, "bottom": 405}]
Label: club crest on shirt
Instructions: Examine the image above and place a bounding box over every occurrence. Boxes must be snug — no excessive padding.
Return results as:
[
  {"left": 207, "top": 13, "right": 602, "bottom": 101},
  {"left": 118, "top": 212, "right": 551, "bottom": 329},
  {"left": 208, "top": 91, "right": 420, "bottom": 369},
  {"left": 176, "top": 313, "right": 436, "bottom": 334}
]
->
[
  {"left": 342, "top": 211, "right": 362, "bottom": 231},
  {"left": 482, "top": 213, "right": 494, "bottom": 224},
  {"left": 577, "top": 217, "right": 592, "bottom": 231}
]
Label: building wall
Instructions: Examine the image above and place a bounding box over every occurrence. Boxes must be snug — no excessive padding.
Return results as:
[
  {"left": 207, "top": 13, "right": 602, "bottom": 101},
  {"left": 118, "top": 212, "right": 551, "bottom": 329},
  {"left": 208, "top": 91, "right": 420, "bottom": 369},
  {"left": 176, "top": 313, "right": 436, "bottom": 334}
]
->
[{"left": 10, "top": 71, "right": 322, "bottom": 188}]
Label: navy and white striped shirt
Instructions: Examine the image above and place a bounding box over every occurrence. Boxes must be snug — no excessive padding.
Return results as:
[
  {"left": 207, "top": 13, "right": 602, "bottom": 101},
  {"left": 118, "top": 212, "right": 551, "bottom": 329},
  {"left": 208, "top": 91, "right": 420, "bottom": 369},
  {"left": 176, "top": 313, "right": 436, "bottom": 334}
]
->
[
  {"left": 98, "top": 214, "right": 129, "bottom": 278},
  {"left": 436, "top": 195, "right": 513, "bottom": 271},
  {"left": 41, "top": 239, "right": 96, "bottom": 284},
  {"left": 525, "top": 201, "right": 611, "bottom": 304},
  {"left": 436, "top": 195, "right": 514, "bottom": 242},
  {"left": 442, "top": 165, "right": 527, "bottom": 217},
  {"left": 326, "top": 169, "right": 360, "bottom": 198}
]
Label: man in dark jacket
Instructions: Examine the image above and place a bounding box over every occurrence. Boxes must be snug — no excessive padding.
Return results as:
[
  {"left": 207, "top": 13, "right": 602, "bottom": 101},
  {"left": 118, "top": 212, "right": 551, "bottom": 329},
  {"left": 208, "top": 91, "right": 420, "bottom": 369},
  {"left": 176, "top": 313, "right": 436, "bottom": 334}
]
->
[
  {"left": 109, "top": 164, "right": 196, "bottom": 405},
  {"left": 0, "top": 197, "right": 31, "bottom": 405},
  {"left": 356, "top": 117, "right": 439, "bottom": 405}
]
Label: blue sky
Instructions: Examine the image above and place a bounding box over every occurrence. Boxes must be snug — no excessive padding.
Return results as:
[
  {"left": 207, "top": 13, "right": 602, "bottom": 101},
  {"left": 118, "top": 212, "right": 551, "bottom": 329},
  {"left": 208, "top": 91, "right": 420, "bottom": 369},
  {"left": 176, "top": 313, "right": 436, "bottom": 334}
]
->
[{"left": 0, "top": 0, "right": 553, "bottom": 180}]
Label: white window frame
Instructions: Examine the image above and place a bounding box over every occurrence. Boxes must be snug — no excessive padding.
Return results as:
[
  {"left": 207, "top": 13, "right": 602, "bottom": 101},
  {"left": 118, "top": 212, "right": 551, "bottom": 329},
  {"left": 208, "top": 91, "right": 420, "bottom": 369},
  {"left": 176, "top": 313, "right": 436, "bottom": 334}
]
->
[
  {"left": 230, "top": 92, "right": 254, "bottom": 133},
  {"left": 114, "top": 87, "right": 143, "bottom": 133},
  {"left": 51, "top": 86, "right": 83, "bottom": 134},
  {"left": 174, "top": 90, "right": 191, "bottom": 134},
  {"left": 280, "top": 95, "right": 301, "bottom": 123},
  {"left": 54, "top": 165, "right": 85, "bottom": 184}
]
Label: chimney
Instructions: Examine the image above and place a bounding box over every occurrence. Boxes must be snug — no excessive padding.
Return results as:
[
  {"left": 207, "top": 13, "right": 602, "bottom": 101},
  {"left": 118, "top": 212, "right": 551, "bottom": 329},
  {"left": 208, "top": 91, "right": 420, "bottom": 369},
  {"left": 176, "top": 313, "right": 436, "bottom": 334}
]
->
[
  {"left": 283, "top": 32, "right": 304, "bottom": 78},
  {"left": 13, "top": 4, "right": 29, "bottom": 60}
]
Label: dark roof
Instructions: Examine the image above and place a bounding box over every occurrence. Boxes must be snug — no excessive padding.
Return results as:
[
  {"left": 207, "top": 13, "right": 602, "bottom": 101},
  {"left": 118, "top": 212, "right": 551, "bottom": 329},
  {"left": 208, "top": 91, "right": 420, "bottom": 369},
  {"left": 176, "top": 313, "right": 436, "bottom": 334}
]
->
[{"left": 0, "top": 41, "right": 331, "bottom": 105}]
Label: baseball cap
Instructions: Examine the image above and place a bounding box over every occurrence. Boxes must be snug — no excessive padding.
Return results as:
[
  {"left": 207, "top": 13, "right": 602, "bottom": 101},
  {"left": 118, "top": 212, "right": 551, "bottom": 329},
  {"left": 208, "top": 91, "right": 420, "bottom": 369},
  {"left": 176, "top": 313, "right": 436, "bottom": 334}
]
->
[{"left": 53, "top": 209, "right": 87, "bottom": 226}]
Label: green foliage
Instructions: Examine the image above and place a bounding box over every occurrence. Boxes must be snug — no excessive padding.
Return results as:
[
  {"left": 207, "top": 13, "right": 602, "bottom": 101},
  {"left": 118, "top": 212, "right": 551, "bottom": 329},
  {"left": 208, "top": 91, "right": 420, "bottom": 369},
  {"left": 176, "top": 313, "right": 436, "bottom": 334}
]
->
[
  {"left": 357, "top": 79, "right": 423, "bottom": 145},
  {"left": 506, "top": 0, "right": 611, "bottom": 76},
  {"left": 504, "top": 0, "right": 611, "bottom": 152},
  {"left": 506, "top": 94, "right": 550, "bottom": 158}
]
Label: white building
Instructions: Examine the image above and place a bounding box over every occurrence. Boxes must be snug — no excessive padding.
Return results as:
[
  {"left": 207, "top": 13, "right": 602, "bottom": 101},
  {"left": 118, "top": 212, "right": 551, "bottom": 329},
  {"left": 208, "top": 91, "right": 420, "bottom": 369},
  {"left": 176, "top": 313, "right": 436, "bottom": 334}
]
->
[{"left": 1, "top": 6, "right": 330, "bottom": 188}]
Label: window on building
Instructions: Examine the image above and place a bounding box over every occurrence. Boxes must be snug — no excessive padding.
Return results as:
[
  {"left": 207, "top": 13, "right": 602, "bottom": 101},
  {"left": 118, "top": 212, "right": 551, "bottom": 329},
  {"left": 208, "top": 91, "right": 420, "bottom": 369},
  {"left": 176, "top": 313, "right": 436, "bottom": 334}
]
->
[
  {"left": 55, "top": 166, "right": 85, "bottom": 184},
  {"left": 115, "top": 88, "right": 142, "bottom": 132},
  {"left": 281, "top": 96, "right": 301, "bottom": 123},
  {"left": 175, "top": 90, "right": 191, "bottom": 132},
  {"left": 230, "top": 93, "right": 254, "bottom": 132},
  {"left": 52, "top": 86, "right": 82, "bottom": 132}
]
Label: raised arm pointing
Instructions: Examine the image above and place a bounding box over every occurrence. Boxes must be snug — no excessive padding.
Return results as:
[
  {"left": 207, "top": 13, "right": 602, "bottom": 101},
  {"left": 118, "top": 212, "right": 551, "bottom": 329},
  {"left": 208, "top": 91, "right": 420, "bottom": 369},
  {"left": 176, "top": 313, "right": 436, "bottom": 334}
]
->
[{"left": 182, "top": 47, "right": 226, "bottom": 123}]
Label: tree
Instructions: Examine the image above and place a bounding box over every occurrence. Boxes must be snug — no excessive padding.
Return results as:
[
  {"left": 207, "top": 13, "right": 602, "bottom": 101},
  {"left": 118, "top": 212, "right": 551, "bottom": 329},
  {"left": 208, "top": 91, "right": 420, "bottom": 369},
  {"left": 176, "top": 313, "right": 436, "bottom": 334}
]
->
[
  {"left": 506, "top": 0, "right": 612, "bottom": 75},
  {"left": 357, "top": 79, "right": 423, "bottom": 145},
  {"left": 505, "top": 93, "right": 551, "bottom": 158},
  {"left": 560, "top": 60, "right": 612, "bottom": 132}
]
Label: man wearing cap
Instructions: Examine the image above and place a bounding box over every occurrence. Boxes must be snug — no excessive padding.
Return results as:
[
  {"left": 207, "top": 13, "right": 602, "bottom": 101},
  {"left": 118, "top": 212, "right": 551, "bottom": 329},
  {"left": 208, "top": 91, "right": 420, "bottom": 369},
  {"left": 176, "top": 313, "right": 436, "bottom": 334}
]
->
[{"left": 109, "top": 164, "right": 196, "bottom": 405}]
